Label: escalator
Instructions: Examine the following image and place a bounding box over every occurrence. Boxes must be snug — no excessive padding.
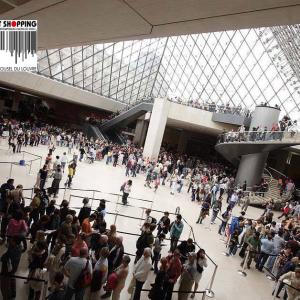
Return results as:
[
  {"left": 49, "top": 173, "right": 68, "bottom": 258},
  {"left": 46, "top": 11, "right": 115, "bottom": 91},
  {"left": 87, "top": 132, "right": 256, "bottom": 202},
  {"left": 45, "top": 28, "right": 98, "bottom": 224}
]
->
[{"left": 100, "top": 102, "right": 153, "bottom": 132}]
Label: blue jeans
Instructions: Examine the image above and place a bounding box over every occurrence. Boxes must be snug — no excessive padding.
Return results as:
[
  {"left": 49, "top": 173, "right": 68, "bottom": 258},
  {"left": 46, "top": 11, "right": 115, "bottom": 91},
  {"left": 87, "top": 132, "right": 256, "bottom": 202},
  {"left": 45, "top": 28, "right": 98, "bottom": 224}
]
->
[{"left": 65, "top": 286, "right": 85, "bottom": 300}]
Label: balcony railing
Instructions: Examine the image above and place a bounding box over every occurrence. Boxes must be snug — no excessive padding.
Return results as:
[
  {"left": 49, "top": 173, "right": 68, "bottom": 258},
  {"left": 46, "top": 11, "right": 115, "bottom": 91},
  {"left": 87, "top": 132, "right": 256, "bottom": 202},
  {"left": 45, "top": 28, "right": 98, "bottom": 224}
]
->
[{"left": 217, "top": 130, "right": 300, "bottom": 144}]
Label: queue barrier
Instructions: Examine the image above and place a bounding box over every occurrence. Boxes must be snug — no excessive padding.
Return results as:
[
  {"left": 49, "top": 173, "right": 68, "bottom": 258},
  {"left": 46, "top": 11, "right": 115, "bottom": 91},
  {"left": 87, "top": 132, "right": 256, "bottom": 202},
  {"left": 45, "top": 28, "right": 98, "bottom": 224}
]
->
[
  {"left": 0, "top": 149, "right": 42, "bottom": 179},
  {"left": 137, "top": 288, "right": 207, "bottom": 300},
  {"left": 20, "top": 185, "right": 219, "bottom": 298},
  {"left": 66, "top": 203, "right": 218, "bottom": 298},
  {"left": 0, "top": 273, "right": 48, "bottom": 300}
]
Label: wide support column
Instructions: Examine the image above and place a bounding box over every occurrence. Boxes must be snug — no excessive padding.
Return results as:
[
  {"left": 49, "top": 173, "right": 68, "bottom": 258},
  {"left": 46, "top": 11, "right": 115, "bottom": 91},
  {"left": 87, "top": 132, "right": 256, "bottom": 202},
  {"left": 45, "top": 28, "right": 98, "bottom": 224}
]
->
[
  {"left": 235, "top": 105, "right": 280, "bottom": 187},
  {"left": 133, "top": 118, "right": 148, "bottom": 147},
  {"left": 235, "top": 152, "right": 269, "bottom": 187},
  {"left": 143, "top": 98, "right": 170, "bottom": 160}
]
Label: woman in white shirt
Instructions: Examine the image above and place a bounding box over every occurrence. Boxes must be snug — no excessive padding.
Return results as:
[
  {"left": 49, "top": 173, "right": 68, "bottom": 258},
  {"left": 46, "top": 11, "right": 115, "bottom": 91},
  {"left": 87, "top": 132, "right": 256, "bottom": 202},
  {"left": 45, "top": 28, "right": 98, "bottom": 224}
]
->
[
  {"left": 121, "top": 180, "right": 132, "bottom": 205},
  {"left": 191, "top": 249, "right": 208, "bottom": 299},
  {"left": 130, "top": 248, "right": 152, "bottom": 300}
]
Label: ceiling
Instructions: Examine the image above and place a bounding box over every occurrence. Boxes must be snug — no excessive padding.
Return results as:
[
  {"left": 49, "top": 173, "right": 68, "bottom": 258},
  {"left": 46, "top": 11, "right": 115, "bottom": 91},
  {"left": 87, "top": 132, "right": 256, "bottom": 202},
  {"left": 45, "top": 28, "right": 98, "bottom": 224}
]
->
[
  {"left": 1, "top": 0, "right": 300, "bottom": 49},
  {"left": 37, "top": 26, "right": 300, "bottom": 122}
]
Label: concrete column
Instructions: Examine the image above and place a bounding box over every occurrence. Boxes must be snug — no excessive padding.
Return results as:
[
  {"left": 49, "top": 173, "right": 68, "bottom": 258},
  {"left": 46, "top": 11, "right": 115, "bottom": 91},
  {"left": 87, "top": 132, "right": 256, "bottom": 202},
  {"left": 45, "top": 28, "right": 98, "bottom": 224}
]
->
[
  {"left": 143, "top": 98, "right": 170, "bottom": 160},
  {"left": 177, "top": 130, "right": 189, "bottom": 154},
  {"left": 250, "top": 105, "right": 281, "bottom": 130},
  {"left": 235, "top": 152, "right": 268, "bottom": 187},
  {"left": 236, "top": 105, "right": 280, "bottom": 187},
  {"left": 133, "top": 119, "right": 148, "bottom": 147}
]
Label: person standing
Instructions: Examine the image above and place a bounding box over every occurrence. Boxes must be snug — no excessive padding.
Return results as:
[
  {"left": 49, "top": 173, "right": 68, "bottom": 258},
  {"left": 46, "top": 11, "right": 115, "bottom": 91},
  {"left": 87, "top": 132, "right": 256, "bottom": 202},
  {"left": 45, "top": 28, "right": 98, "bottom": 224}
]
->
[
  {"left": 191, "top": 249, "right": 208, "bottom": 298},
  {"left": 0, "top": 236, "right": 22, "bottom": 300},
  {"left": 178, "top": 252, "right": 197, "bottom": 300},
  {"left": 152, "top": 233, "right": 165, "bottom": 274},
  {"left": 255, "top": 233, "right": 275, "bottom": 272},
  {"left": 149, "top": 257, "right": 168, "bottom": 300},
  {"left": 278, "top": 267, "right": 300, "bottom": 300},
  {"left": 61, "top": 152, "right": 68, "bottom": 173},
  {"left": 64, "top": 248, "right": 92, "bottom": 300},
  {"left": 50, "top": 166, "right": 62, "bottom": 198},
  {"left": 130, "top": 248, "right": 152, "bottom": 300},
  {"left": 169, "top": 214, "right": 184, "bottom": 252},
  {"left": 121, "top": 180, "right": 132, "bottom": 205},
  {"left": 241, "top": 192, "right": 251, "bottom": 212},
  {"left": 157, "top": 211, "right": 170, "bottom": 236},
  {"left": 90, "top": 247, "right": 109, "bottom": 300},
  {"left": 101, "top": 255, "right": 131, "bottom": 300},
  {"left": 164, "top": 250, "right": 182, "bottom": 300},
  {"left": 38, "top": 165, "right": 48, "bottom": 190}
]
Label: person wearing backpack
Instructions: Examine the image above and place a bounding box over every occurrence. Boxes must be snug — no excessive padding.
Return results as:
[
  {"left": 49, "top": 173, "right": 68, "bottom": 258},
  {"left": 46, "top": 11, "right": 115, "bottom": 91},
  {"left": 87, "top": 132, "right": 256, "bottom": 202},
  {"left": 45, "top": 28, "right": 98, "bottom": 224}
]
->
[{"left": 64, "top": 248, "right": 92, "bottom": 300}]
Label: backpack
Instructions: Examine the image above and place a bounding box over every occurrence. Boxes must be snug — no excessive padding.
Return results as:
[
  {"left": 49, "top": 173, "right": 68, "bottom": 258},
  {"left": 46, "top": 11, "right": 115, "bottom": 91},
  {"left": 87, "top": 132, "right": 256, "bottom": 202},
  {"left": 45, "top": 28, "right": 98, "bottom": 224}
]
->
[
  {"left": 74, "top": 259, "right": 92, "bottom": 290},
  {"left": 150, "top": 217, "right": 157, "bottom": 225},
  {"left": 221, "top": 211, "right": 229, "bottom": 219}
]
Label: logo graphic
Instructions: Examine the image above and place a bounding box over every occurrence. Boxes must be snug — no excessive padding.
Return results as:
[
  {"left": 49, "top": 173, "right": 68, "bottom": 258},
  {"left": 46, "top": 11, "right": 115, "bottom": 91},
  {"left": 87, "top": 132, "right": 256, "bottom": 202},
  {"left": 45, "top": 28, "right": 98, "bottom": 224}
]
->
[{"left": 0, "top": 20, "right": 37, "bottom": 72}]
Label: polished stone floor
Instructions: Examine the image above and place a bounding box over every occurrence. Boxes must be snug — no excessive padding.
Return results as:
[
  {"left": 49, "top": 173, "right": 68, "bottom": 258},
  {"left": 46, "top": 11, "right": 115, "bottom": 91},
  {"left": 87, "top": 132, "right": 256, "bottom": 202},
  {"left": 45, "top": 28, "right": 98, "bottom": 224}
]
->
[{"left": 0, "top": 138, "right": 276, "bottom": 300}]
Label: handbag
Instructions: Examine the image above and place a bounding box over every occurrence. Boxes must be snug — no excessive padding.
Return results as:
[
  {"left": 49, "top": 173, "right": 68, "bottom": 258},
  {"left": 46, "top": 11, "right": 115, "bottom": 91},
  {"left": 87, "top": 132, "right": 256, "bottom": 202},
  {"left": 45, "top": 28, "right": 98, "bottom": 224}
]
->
[
  {"left": 74, "top": 259, "right": 92, "bottom": 289},
  {"left": 105, "top": 272, "right": 118, "bottom": 290}
]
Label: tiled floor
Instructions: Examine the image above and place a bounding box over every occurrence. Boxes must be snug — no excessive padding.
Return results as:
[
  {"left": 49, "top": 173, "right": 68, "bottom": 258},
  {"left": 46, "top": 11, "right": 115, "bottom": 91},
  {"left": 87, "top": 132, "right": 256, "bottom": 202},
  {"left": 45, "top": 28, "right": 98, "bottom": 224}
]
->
[{"left": 0, "top": 138, "right": 276, "bottom": 300}]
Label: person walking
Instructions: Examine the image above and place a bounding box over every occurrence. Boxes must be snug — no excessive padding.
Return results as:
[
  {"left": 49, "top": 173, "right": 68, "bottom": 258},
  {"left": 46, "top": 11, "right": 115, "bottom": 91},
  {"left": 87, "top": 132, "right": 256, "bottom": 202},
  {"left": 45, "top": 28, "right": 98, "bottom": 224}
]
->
[
  {"left": 121, "top": 180, "right": 132, "bottom": 205},
  {"left": 211, "top": 197, "right": 222, "bottom": 224}
]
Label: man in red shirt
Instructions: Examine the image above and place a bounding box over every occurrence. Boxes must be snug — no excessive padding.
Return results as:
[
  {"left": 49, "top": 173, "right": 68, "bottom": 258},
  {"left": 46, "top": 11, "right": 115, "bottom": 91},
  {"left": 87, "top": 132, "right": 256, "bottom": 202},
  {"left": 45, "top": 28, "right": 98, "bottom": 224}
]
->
[{"left": 164, "top": 249, "right": 182, "bottom": 300}]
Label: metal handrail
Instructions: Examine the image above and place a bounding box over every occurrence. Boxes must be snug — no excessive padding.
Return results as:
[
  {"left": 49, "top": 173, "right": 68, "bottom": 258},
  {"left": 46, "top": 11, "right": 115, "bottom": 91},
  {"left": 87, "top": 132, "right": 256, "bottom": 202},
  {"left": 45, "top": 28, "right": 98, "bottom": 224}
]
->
[
  {"left": 217, "top": 130, "right": 300, "bottom": 144},
  {"left": 167, "top": 98, "right": 252, "bottom": 117},
  {"left": 267, "top": 166, "right": 288, "bottom": 179}
]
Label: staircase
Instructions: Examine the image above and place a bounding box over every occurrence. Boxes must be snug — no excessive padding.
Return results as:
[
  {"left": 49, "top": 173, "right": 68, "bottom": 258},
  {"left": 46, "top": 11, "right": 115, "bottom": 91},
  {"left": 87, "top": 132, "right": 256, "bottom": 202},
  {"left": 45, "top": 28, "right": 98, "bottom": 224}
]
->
[{"left": 249, "top": 170, "right": 291, "bottom": 209}]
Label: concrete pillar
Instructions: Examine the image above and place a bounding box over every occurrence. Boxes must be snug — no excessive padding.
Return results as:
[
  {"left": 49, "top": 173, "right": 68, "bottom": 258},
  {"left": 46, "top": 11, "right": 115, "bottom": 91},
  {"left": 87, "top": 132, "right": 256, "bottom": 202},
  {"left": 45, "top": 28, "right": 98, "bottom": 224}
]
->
[
  {"left": 235, "top": 152, "right": 269, "bottom": 187},
  {"left": 133, "top": 119, "right": 148, "bottom": 147},
  {"left": 249, "top": 105, "right": 281, "bottom": 130},
  {"left": 236, "top": 105, "right": 280, "bottom": 187},
  {"left": 143, "top": 98, "right": 170, "bottom": 160},
  {"left": 177, "top": 130, "right": 189, "bottom": 154}
]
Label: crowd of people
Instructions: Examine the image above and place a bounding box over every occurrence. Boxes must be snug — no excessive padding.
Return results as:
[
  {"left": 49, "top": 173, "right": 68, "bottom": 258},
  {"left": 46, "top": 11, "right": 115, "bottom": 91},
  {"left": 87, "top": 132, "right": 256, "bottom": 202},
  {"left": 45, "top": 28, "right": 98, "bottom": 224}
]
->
[
  {"left": 218, "top": 115, "right": 298, "bottom": 144},
  {"left": 0, "top": 116, "right": 299, "bottom": 300},
  {"left": 167, "top": 97, "right": 251, "bottom": 117}
]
